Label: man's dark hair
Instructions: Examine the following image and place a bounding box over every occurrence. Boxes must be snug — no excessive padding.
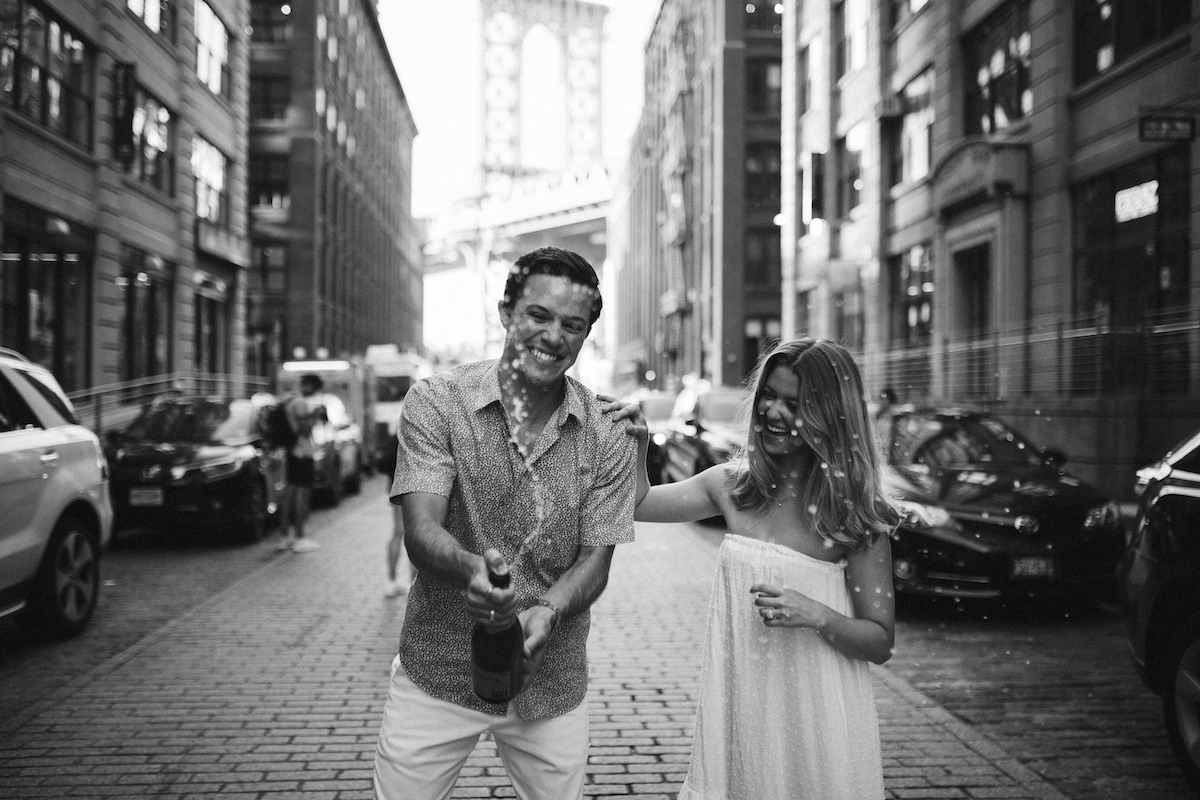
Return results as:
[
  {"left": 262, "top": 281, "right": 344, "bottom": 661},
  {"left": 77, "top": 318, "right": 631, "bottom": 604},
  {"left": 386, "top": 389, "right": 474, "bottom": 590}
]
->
[
  {"left": 501, "top": 246, "right": 603, "bottom": 326},
  {"left": 300, "top": 373, "right": 324, "bottom": 391}
]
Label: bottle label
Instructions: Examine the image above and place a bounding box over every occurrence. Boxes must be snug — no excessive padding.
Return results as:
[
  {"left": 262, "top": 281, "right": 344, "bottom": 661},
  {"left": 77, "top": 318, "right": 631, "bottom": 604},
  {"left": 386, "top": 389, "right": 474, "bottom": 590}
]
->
[{"left": 473, "top": 666, "right": 515, "bottom": 702}]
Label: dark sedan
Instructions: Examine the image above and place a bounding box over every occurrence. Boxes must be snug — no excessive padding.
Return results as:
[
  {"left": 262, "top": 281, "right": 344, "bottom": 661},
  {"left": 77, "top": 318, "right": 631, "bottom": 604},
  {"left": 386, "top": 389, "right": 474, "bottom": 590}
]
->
[
  {"left": 881, "top": 407, "right": 1125, "bottom": 603},
  {"left": 106, "top": 396, "right": 284, "bottom": 541},
  {"left": 1120, "top": 425, "right": 1200, "bottom": 791},
  {"left": 624, "top": 388, "right": 678, "bottom": 485},
  {"left": 659, "top": 382, "right": 747, "bottom": 484}
]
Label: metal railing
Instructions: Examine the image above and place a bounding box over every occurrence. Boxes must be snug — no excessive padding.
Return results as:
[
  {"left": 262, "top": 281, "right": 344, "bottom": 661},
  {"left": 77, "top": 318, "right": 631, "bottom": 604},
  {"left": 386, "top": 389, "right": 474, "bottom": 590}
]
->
[
  {"left": 859, "top": 313, "right": 1199, "bottom": 403},
  {"left": 67, "top": 372, "right": 272, "bottom": 434}
]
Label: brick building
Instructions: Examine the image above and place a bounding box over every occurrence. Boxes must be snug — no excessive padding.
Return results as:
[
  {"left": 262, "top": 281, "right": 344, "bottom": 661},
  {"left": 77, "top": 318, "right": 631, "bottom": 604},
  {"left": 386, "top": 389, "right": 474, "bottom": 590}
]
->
[
  {"left": 0, "top": 0, "right": 251, "bottom": 392},
  {"left": 246, "top": 0, "right": 420, "bottom": 376}
]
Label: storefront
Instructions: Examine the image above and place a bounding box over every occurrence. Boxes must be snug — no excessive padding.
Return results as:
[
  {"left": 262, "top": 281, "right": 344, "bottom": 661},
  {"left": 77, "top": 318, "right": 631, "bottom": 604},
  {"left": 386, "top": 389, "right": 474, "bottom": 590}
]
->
[{"left": 0, "top": 197, "right": 95, "bottom": 392}]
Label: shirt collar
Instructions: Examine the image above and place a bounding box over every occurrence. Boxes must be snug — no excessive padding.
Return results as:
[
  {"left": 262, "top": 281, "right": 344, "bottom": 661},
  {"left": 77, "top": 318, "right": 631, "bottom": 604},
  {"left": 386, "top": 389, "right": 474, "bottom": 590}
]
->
[{"left": 471, "top": 360, "right": 586, "bottom": 424}]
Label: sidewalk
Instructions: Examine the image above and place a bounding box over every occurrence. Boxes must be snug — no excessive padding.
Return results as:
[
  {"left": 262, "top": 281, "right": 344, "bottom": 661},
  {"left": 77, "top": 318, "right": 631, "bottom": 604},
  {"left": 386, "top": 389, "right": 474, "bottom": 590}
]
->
[{"left": 0, "top": 495, "right": 1069, "bottom": 799}]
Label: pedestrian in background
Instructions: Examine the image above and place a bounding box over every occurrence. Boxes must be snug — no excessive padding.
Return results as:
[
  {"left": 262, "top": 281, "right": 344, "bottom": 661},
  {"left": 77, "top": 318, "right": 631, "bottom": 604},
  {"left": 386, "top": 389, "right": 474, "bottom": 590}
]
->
[
  {"left": 372, "top": 246, "right": 640, "bottom": 800},
  {"left": 377, "top": 433, "right": 412, "bottom": 597},
  {"left": 278, "top": 372, "right": 325, "bottom": 553},
  {"left": 628, "top": 337, "right": 900, "bottom": 799}
]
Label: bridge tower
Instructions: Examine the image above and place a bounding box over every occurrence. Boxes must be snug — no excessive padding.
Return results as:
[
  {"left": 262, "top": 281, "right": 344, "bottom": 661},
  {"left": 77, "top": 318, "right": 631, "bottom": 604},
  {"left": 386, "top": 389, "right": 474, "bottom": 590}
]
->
[{"left": 479, "top": 0, "right": 607, "bottom": 197}]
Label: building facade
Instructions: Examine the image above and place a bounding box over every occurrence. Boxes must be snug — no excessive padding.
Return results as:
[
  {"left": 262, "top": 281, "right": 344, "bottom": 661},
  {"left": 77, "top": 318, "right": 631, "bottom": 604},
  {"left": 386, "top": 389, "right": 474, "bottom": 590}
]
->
[
  {"left": 782, "top": 0, "right": 1197, "bottom": 497},
  {"left": 246, "top": 0, "right": 420, "bottom": 376},
  {"left": 610, "top": 0, "right": 784, "bottom": 391},
  {"left": 0, "top": 0, "right": 251, "bottom": 392}
]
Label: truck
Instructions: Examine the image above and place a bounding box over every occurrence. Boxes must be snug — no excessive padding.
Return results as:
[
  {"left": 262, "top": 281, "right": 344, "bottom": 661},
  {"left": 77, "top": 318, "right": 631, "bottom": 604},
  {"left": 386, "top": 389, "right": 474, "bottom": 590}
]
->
[{"left": 364, "top": 344, "right": 433, "bottom": 471}]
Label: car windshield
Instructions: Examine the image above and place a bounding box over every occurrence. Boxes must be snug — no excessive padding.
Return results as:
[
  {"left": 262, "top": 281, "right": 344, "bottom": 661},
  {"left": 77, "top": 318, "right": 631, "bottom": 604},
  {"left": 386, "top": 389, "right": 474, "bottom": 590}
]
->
[
  {"left": 640, "top": 396, "right": 675, "bottom": 421},
  {"left": 700, "top": 392, "right": 745, "bottom": 424},
  {"left": 125, "top": 399, "right": 255, "bottom": 444},
  {"left": 377, "top": 375, "right": 412, "bottom": 403},
  {"left": 890, "top": 413, "right": 1043, "bottom": 469}
]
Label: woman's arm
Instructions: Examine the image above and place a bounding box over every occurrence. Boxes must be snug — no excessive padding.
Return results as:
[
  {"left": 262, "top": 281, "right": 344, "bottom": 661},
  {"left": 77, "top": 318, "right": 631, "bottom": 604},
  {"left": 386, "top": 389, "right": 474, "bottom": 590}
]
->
[
  {"left": 751, "top": 534, "right": 895, "bottom": 664},
  {"left": 634, "top": 464, "right": 728, "bottom": 524}
]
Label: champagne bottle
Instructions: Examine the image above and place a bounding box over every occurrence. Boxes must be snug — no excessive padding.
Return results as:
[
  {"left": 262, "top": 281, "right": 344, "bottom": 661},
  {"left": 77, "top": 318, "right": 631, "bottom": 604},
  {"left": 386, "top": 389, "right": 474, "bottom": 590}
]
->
[{"left": 471, "top": 558, "right": 523, "bottom": 702}]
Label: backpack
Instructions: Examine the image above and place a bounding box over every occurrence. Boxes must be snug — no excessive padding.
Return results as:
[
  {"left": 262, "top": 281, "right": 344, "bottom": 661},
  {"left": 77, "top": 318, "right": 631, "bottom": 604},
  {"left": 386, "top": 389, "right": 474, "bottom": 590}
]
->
[{"left": 262, "top": 401, "right": 298, "bottom": 449}]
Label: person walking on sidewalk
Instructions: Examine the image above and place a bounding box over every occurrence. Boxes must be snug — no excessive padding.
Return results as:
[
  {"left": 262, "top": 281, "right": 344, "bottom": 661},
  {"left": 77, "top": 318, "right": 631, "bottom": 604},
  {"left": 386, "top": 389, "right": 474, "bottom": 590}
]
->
[
  {"left": 278, "top": 372, "right": 325, "bottom": 553},
  {"left": 372, "top": 246, "right": 639, "bottom": 800},
  {"left": 628, "top": 338, "right": 900, "bottom": 799}
]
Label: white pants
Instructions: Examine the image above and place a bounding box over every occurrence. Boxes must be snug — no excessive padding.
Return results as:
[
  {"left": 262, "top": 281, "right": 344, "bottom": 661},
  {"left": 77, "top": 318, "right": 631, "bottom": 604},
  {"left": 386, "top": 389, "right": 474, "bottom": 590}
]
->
[{"left": 373, "top": 656, "right": 589, "bottom": 800}]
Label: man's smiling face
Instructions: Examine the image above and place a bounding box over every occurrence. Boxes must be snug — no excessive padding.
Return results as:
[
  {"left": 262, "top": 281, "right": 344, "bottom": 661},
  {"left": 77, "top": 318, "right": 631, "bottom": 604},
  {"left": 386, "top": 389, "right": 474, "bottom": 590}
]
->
[{"left": 499, "top": 273, "right": 595, "bottom": 389}]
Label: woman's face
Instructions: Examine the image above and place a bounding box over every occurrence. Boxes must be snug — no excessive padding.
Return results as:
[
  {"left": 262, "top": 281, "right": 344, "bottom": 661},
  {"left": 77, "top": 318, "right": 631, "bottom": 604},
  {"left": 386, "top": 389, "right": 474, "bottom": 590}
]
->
[{"left": 756, "top": 365, "right": 806, "bottom": 458}]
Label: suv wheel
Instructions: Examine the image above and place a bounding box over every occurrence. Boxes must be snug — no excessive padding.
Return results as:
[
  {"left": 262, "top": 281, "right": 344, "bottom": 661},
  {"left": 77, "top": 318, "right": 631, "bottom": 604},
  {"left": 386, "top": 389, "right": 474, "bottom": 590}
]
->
[
  {"left": 1164, "top": 621, "right": 1200, "bottom": 791},
  {"left": 17, "top": 514, "right": 100, "bottom": 639}
]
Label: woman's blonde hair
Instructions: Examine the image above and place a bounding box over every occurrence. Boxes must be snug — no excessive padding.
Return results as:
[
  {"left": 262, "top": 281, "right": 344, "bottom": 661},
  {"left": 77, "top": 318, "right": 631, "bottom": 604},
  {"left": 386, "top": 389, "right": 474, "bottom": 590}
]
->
[{"left": 729, "top": 338, "right": 898, "bottom": 551}]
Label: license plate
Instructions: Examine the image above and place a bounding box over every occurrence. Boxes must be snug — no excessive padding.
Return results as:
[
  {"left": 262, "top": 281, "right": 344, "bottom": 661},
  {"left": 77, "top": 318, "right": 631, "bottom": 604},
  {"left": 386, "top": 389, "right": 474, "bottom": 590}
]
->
[
  {"left": 129, "top": 487, "right": 164, "bottom": 507},
  {"left": 1011, "top": 556, "right": 1054, "bottom": 578}
]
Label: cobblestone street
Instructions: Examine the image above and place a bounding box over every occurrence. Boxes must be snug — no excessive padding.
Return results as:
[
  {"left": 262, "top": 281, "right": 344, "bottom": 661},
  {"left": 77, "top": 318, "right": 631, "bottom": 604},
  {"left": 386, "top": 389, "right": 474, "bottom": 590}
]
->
[{"left": 0, "top": 485, "right": 1191, "bottom": 799}]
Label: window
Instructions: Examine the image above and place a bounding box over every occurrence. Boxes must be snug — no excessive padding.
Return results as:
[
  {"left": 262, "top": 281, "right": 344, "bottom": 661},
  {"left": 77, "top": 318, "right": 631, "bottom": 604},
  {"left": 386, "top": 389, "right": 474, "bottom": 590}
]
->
[
  {"left": 801, "top": 150, "right": 826, "bottom": 231},
  {"left": 891, "top": 0, "right": 930, "bottom": 29},
  {"left": 251, "top": 244, "right": 287, "bottom": 294},
  {"left": 893, "top": 68, "right": 934, "bottom": 186},
  {"left": 250, "top": 1, "right": 291, "bottom": 43},
  {"left": 1075, "top": 0, "right": 1190, "bottom": 83},
  {"left": 963, "top": 0, "right": 1031, "bottom": 135},
  {"left": 116, "top": 246, "right": 173, "bottom": 381},
  {"left": 834, "top": 0, "right": 868, "bottom": 78},
  {"left": 744, "top": 316, "right": 782, "bottom": 376},
  {"left": 194, "top": 0, "right": 229, "bottom": 96},
  {"left": 745, "top": 141, "right": 782, "bottom": 208},
  {"left": 744, "top": 227, "right": 781, "bottom": 286},
  {"left": 250, "top": 74, "right": 290, "bottom": 120},
  {"left": 836, "top": 123, "right": 866, "bottom": 217},
  {"left": 127, "top": 88, "right": 174, "bottom": 193},
  {"left": 746, "top": 58, "right": 782, "bottom": 115},
  {"left": 745, "top": 1, "right": 783, "bottom": 34},
  {"left": 834, "top": 289, "right": 864, "bottom": 350},
  {"left": 0, "top": 0, "right": 95, "bottom": 148},
  {"left": 127, "top": 0, "right": 174, "bottom": 38},
  {"left": 797, "top": 45, "right": 810, "bottom": 115},
  {"left": 194, "top": 291, "right": 227, "bottom": 373},
  {"left": 249, "top": 154, "right": 289, "bottom": 208},
  {"left": 890, "top": 242, "right": 934, "bottom": 347},
  {"left": 192, "top": 136, "right": 229, "bottom": 227}
]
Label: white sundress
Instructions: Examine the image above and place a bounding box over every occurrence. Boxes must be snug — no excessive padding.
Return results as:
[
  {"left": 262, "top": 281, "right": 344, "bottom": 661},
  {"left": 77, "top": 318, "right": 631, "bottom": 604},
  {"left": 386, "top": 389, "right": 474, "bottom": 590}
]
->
[{"left": 678, "top": 534, "right": 885, "bottom": 800}]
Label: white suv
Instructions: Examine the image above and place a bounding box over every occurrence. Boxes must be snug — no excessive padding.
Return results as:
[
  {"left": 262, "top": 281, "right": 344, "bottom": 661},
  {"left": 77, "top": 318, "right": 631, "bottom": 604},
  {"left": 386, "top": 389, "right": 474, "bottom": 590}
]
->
[{"left": 0, "top": 348, "right": 113, "bottom": 638}]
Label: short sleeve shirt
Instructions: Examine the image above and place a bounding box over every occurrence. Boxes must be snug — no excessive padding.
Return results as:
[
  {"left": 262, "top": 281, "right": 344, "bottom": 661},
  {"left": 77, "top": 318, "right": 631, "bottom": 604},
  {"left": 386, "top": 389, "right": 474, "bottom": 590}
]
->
[
  {"left": 284, "top": 394, "right": 315, "bottom": 458},
  {"left": 391, "top": 360, "right": 636, "bottom": 719}
]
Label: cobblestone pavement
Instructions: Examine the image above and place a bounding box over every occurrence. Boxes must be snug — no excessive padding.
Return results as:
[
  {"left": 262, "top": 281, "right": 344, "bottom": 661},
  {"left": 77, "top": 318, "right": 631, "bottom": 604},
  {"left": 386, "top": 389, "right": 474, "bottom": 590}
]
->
[{"left": 0, "top": 492, "right": 1184, "bottom": 799}]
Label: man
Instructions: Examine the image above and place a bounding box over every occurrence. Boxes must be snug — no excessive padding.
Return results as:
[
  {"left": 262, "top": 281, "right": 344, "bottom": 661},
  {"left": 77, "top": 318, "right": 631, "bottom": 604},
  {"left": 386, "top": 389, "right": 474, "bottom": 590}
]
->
[
  {"left": 373, "top": 247, "right": 638, "bottom": 799},
  {"left": 277, "top": 372, "right": 324, "bottom": 553}
]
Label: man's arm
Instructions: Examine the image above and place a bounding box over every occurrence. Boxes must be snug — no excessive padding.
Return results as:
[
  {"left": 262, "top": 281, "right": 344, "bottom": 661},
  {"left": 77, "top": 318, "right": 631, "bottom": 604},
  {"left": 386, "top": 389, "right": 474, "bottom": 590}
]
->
[
  {"left": 401, "top": 492, "right": 519, "bottom": 629},
  {"left": 519, "top": 544, "right": 613, "bottom": 684}
]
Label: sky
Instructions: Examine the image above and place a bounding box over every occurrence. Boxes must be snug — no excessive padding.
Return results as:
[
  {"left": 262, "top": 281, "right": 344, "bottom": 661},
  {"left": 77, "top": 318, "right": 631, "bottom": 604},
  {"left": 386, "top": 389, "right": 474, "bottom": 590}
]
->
[{"left": 377, "top": 0, "right": 659, "bottom": 218}]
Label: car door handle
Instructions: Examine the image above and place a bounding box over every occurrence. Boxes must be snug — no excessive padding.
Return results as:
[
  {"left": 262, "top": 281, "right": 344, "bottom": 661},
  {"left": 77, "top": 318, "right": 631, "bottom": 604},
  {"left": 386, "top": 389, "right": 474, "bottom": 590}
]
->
[{"left": 39, "top": 450, "right": 60, "bottom": 467}]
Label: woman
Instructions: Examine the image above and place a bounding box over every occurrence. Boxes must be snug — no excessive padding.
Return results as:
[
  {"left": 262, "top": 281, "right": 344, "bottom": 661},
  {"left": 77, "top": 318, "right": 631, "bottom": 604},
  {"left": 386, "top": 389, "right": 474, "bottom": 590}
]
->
[{"left": 634, "top": 338, "right": 899, "bottom": 799}]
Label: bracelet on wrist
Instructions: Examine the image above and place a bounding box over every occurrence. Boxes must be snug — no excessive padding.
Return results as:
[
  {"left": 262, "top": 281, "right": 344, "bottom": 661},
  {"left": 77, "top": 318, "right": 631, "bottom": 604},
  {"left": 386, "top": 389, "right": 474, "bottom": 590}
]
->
[{"left": 532, "top": 598, "right": 561, "bottom": 631}]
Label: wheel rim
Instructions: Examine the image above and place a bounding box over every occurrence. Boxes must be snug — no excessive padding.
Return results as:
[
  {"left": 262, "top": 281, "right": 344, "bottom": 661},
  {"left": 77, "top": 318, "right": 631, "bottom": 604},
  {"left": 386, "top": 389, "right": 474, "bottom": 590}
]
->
[
  {"left": 1175, "top": 638, "right": 1200, "bottom": 772},
  {"left": 52, "top": 529, "right": 98, "bottom": 624}
]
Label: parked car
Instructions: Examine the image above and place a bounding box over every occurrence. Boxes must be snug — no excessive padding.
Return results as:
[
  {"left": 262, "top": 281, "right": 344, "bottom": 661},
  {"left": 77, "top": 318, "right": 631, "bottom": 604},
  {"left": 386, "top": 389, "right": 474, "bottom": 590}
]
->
[
  {"left": 880, "top": 406, "right": 1125, "bottom": 603},
  {"left": 0, "top": 348, "right": 113, "bottom": 638},
  {"left": 1120, "top": 425, "right": 1200, "bottom": 791},
  {"left": 623, "top": 388, "right": 677, "bottom": 485},
  {"left": 659, "top": 382, "right": 747, "bottom": 483},
  {"left": 106, "top": 395, "right": 284, "bottom": 541}
]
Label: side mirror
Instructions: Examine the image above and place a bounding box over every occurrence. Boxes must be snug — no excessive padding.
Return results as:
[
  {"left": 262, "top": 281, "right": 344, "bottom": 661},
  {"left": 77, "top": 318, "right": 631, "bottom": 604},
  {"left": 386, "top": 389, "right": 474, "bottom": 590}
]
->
[{"left": 1042, "top": 448, "right": 1068, "bottom": 468}]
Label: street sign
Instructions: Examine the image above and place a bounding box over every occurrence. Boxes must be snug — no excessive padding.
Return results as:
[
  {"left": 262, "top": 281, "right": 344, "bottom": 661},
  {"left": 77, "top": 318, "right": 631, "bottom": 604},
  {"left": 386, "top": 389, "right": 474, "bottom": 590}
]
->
[{"left": 1138, "top": 114, "right": 1195, "bottom": 142}]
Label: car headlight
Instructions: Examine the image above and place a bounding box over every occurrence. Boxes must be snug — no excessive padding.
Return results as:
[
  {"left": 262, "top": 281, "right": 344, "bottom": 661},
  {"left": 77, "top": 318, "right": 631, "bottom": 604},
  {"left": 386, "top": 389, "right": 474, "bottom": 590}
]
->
[
  {"left": 1083, "top": 501, "right": 1120, "bottom": 530},
  {"left": 896, "top": 499, "right": 961, "bottom": 531},
  {"left": 652, "top": 432, "right": 667, "bottom": 446}
]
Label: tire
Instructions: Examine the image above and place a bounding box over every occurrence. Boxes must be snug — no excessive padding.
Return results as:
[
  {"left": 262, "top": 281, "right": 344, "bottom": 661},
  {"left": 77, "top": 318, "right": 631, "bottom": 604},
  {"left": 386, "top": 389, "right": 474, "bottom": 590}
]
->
[
  {"left": 17, "top": 514, "right": 101, "bottom": 639},
  {"left": 235, "top": 480, "right": 269, "bottom": 543},
  {"left": 1163, "top": 622, "right": 1200, "bottom": 792}
]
